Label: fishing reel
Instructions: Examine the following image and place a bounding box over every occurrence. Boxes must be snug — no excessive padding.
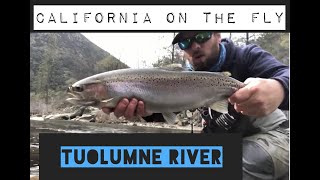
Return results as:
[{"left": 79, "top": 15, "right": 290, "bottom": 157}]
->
[
  {"left": 198, "top": 106, "right": 261, "bottom": 136},
  {"left": 198, "top": 107, "right": 237, "bottom": 132}
]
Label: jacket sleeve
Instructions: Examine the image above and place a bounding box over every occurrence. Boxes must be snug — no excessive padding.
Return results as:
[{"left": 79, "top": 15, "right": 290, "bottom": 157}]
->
[{"left": 242, "top": 44, "right": 289, "bottom": 110}]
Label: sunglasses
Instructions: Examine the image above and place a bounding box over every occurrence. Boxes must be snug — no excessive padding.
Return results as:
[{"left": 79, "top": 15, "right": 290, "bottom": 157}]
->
[{"left": 178, "top": 32, "right": 212, "bottom": 50}]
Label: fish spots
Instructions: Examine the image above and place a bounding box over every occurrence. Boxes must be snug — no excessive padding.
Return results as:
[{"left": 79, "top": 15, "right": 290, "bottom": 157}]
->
[{"left": 104, "top": 70, "right": 242, "bottom": 93}]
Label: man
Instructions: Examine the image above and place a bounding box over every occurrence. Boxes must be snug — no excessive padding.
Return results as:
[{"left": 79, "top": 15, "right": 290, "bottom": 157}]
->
[{"left": 102, "top": 32, "right": 289, "bottom": 180}]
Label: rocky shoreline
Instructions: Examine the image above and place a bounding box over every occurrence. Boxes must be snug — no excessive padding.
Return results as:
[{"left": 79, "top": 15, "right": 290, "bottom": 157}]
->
[
  {"left": 30, "top": 108, "right": 203, "bottom": 180},
  {"left": 30, "top": 106, "right": 204, "bottom": 132}
]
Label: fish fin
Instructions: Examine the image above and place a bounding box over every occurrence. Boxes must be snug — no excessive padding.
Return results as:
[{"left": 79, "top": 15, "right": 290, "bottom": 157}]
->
[
  {"left": 100, "top": 97, "right": 121, "bottom": 108},
  {"left": 209, "top": 99, "right": 229, "bottom": 114},
  {"left": 66, "top": 98, "right": 79, "bottom": 105},
  {"left": 66, "top": 98, "right": 95, "bottom": 106},
  {"left": 221, "top": 71, "right": 232, "bottom": 77},
  {"left": 162, "top": 112, "right": 177, "bottom": 124}
]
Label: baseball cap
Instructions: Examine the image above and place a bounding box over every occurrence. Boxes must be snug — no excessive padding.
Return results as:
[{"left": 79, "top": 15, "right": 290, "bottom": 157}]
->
[{"left": 172, "top": 32, "right": 187, "bottom": 45}]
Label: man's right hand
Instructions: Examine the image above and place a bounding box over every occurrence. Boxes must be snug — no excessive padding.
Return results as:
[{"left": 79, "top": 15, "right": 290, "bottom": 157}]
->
[{"left": 101, "top": 98, "right": 149, "bottom": 120}]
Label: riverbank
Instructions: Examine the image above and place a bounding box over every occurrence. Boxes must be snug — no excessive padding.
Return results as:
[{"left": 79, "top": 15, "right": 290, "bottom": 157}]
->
[
  {"left": 30, "top": 116, "right": 202, "bottom": 179},
  {"left": 30, "top": 106, "right": 204, "bottom": 131}
]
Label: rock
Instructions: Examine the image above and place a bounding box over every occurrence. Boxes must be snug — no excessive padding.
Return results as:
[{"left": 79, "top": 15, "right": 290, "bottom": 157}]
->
[
  {"left": 69, "top": 106, "right": 87, "bottom": 119},
  {"left": 74, "top": 114, "right": 95, "bottom": 122},
  {"left": 127, "top": 116, "right": 145, "bottom": 123},
  {"left": 30, "top": 145, "right": 39, "bottom": 167},
  {"left": 44, "top": 113, "right": 71, "bottom": 120},
  {"left": 95, "top": 110, "right": 111, "bottom": 123},
  {"left": 62, "top": 105, "right": 82, "bottom": 113},
  {"left": 178, "top": 119, "right": 189, "bottom": 126},
  {"left": 84, "top": 107, "right": 99, "bottom": 114},
  {"left": 30, "top": 116, "right": 44, "bottom": 121}
]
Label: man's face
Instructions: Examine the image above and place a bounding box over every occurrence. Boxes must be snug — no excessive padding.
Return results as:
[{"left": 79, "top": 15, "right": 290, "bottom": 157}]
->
[{"left": 178, "top": 32, "right": 221, "bottom": 71}]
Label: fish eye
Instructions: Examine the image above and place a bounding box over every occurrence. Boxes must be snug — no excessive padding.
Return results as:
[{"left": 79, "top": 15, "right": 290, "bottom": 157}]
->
[{"left": 72, "top": 86, "right": 84, "bottom": 92}]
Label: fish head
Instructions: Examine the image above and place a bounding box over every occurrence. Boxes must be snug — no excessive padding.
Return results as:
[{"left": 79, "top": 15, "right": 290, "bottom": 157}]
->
[{"left": 66, "top": 77, "right": 108, "bottom": 107}]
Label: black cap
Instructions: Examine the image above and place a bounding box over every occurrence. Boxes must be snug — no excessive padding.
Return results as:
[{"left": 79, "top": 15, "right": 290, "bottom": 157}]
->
[
  {"left": 172, "top": 31, "right": 201, "bottom": 44},
  {"left": 172, "top": 31, "right": 216, "bottom": 45},
  {"left": 172, "top": 32, "right": 184, "bottom": 45}
]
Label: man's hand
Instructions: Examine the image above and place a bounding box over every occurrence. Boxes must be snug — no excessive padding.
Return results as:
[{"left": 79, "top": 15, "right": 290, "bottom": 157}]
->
[
  {"left": 101, "top": 98, "right": 150, "bottom": 120},
  {"left": 228, "top": 78, "right": 285, "bottom": 117}
]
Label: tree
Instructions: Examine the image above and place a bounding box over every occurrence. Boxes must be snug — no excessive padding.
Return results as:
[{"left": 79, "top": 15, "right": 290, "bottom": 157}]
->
[
  {"left": 152, "top": 43, "right": 185, "bottom": 67},
  {"left": 94, "top": 55, "right": 129, "bottom": 73},
  {"left": 35, "top": 55, "right": 50, "bottom": 104},
  {"left": 232, "top": 33, "right": 259, "bottom": 47},
  {"left": 246, "top": 33, "right": 249, "bottom": 45},
  {"left": 251, "top": 33, "right": 289, "bottom": 65},
  {"left": 172, "top": 32, "right": 176, "bottom": 63},
  {"left": 35, "top": 35, "right": 67, "bottom": 105},
  {"left": 232, "top": 33, "right": 289, "bottom": 65}
]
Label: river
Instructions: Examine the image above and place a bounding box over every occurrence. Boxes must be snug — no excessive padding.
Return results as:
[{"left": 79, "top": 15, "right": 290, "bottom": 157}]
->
[{"left": 30, "top": 119, "right": 195, "bottom": 176}]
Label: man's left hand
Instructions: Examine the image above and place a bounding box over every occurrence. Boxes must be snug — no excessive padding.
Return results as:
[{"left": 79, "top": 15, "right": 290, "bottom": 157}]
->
[{"left": 228, "top": 78, "right": 285, "bottom": 117}]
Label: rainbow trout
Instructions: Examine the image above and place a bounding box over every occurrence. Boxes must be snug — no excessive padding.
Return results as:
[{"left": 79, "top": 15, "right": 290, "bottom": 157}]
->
[{"left": 66, "top": 68, "right": 245, "bottom": 124}]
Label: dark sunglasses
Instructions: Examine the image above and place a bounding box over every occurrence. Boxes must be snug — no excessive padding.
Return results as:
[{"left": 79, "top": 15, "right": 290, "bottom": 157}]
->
[{"left": 178, "top": 32, "right": 212, "bottom": 50}]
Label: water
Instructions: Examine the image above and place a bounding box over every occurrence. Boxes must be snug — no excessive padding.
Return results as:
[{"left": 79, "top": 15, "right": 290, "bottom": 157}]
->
[{"left": 30, "top": 119, "right": 192, "bottom": 176}]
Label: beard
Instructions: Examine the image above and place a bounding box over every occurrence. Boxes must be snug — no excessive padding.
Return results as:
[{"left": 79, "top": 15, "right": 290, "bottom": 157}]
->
[{"left": 192, "top": 50, "right": 217, "bottom": 71}]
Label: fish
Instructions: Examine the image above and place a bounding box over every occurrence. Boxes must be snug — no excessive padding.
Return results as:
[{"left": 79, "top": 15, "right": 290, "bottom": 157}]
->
[{"left": 66, "top": 68, "right": 245, "bottom": 124}]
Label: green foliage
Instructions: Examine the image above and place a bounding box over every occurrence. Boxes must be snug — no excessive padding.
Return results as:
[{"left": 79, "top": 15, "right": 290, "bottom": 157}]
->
[
  {"left": 35, "top": 35, "right": 67, "bottom": 99},
  {"left": 94, "top": 55, "right": 129, "bottom": 73},
  {"left": 65, "top": 77, "right": 78, "bottom": 86},
  {"left": 232, "top": 33, "right": 289, "bottom": 65},
  {"left": 30, "top": 33, "right": 129, "bottom": 106},
  {"left": 253, "top": 33, "right": 289, "bottom": 65}
]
